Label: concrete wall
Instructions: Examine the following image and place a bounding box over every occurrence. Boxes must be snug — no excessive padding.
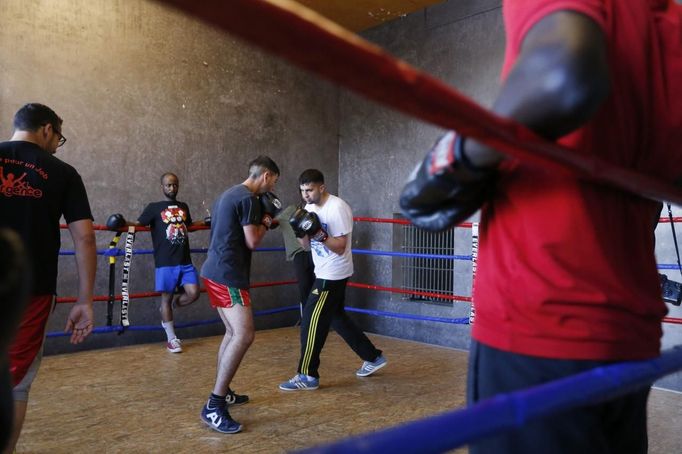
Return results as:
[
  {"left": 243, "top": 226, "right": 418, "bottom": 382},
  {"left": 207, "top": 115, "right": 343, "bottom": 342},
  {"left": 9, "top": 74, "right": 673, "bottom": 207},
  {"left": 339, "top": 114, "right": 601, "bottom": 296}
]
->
[{"left": 0, "top": 0, "right": 339, "bottom": 353}]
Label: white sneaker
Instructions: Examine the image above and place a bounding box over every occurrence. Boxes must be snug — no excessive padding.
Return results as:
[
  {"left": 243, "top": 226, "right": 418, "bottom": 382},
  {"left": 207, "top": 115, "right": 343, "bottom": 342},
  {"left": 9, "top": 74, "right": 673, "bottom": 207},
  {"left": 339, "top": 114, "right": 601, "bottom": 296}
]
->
[{"left": 167, "top": 337, "right": 183, "bottom": 353}]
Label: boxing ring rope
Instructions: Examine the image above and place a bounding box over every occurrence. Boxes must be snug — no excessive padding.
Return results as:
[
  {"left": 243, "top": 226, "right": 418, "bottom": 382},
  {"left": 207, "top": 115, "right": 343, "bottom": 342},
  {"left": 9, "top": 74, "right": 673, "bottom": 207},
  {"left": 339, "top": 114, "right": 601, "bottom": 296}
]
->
[{"left": 51, "top": 217, "right": 682, "bottom": 334}]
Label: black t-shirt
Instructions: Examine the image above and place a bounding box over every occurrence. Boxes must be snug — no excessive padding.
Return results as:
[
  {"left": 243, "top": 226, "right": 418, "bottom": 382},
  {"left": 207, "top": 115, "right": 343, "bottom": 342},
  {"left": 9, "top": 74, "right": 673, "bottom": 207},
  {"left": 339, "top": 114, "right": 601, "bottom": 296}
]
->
[
  {"left": 138, "top": 200, "right": 193, "bottom": 267},
  {"left": 0, "top": 141, "right": 93, "bottom": 295},
  {"left": 201, "top": 184, "right": 260, "bottom": 289}
]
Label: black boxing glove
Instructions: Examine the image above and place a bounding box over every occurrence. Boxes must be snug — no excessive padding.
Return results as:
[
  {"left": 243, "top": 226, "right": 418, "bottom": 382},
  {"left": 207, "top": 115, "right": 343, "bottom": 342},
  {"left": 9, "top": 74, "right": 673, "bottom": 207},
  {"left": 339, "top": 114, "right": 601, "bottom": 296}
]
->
[
  {"left": 290, "top": 209, "right": 328, "bottom": 242},
  {"left": 289, "top": 208, "right": 309, "bottom": 238},
  {"left": 260, "top": 192, "right": 282, "bottom": 230},
  {"left": 106, "top": 213, "right": 127, "bottom": 231},
  {"left": 305, "top": 212, "right": 329, "bottom": 242},
  {"left": 399, "top": 132, "right": 497, "bottom": 232}
]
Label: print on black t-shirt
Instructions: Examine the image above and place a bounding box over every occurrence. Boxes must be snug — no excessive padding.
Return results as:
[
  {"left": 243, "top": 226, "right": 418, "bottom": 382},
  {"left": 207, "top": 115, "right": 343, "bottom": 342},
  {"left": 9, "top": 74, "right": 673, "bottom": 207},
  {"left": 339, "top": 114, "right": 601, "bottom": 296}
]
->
[
  {"left": 0, "top": 141, "right": 93, "bottom": 296},
  {"left": 138, "top": 201, "right": 193, "bottom": 268}
]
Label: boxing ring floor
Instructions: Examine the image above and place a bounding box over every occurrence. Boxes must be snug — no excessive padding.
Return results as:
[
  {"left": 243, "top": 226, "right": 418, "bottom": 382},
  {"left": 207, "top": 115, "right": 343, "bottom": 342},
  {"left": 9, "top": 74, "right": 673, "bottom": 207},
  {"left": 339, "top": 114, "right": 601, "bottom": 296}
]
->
[{"left": 16, "top": 327, "right": 682, "bottom": 453}]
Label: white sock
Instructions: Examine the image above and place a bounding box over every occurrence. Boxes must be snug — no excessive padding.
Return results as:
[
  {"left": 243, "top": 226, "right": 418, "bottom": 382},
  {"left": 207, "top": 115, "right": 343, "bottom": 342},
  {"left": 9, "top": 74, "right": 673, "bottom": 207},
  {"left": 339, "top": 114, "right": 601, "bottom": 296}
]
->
[{"left": 162, "top": 320, "right": 177, "bottom": 341}]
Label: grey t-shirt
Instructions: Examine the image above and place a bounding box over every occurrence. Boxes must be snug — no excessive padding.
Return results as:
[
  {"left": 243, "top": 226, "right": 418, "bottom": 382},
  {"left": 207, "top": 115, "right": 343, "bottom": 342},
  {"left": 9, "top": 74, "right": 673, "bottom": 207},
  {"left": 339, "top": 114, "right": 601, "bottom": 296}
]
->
[
  {"left": 276, "top": 204, "right": 310, "bottom": 261},
  {"left": 201, "top": 184, "right": 260, "bottom": 289}
]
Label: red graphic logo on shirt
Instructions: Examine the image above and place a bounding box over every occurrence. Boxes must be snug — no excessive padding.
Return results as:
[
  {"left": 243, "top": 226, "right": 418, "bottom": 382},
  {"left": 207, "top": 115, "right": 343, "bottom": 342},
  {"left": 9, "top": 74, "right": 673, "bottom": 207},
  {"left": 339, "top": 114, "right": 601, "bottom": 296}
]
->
[
  {"left": 0, "top": 166, "right": 43, "bottom": 199},
  {"left": 161, "top": 206, "right": 188, "bottom": 245}
]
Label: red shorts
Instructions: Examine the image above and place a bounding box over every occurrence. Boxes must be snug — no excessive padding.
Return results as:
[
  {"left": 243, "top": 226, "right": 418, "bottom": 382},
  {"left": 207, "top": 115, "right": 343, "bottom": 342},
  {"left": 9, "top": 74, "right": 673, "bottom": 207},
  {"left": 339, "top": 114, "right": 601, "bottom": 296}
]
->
[
  {"left": 202, "top": 278, "right": 251, "bottom": 308},
  {"left": 9, "top": 294, "right": 53, "bottom": 386}
]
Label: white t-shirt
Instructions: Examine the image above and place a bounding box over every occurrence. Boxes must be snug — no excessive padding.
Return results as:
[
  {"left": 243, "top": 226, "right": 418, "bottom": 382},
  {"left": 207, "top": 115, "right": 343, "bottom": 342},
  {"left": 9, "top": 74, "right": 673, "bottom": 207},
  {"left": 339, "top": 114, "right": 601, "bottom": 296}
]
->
[{"left": 306, "top": 194, "right": 353, "bottom": 280}]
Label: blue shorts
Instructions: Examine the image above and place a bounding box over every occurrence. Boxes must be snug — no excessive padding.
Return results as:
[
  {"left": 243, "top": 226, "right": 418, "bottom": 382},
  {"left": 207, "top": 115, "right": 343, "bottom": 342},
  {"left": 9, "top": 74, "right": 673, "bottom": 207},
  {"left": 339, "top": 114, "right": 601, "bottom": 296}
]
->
[{"left": 155, "top": 264, "right": 199, "bottom": 293}]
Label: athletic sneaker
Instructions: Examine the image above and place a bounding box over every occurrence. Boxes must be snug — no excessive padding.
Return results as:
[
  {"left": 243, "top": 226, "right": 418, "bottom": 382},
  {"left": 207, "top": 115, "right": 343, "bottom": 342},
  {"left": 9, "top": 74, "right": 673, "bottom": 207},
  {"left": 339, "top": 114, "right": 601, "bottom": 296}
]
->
[
  {"left": 200, "top": 403, "right": 242, "bottom": 434},
  {"left": 356, "top": 354, "right": 387, "bottom": 377},
  {"left": 226, "top": 387, "right": 249, "bottom": 406},
  {"left": 279, "top": 374, "right": 319, "bottom": 391},
  {"left": 167, "top": 337, "right": 183, "bottom": 353}
]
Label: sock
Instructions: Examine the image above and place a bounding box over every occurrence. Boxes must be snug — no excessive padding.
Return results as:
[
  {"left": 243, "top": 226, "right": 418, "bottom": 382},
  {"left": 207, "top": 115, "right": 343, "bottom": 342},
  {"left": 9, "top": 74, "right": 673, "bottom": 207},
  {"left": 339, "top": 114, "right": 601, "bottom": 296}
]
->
[
  {"left": 162, "top": 320, "right": 176, "bottom": 342},
  {"left": 208, "top": 393, "right": 226, "bottom": 409}
]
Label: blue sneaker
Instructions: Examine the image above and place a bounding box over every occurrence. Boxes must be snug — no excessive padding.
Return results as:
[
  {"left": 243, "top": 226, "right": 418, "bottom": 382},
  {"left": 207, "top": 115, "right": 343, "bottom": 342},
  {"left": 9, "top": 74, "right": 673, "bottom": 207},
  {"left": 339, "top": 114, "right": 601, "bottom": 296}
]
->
[
  {"left": 200, "top": 403, "right": 242, "bottom": 434},
  {"left": 356, "top": 355, "right": 387, "bottom": 377},
  {"left": 279, "top": 374, "right": 319, "bottom": 391}
]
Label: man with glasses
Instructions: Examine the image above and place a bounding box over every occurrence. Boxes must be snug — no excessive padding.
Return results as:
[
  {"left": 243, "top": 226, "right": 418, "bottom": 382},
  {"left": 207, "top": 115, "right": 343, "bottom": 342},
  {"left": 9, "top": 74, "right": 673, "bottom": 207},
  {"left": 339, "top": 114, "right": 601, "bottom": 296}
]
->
[{"left": 0, "top": 103, "right": 96, "bottom": 453}]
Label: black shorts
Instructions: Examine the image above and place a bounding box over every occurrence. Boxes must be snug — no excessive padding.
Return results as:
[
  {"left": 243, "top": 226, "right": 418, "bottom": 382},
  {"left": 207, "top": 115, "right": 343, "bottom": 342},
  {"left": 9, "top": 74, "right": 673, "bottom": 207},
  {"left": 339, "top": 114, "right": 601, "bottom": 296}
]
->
[{"left": 467, "top": 340, "right": 650, "bottom": 454}]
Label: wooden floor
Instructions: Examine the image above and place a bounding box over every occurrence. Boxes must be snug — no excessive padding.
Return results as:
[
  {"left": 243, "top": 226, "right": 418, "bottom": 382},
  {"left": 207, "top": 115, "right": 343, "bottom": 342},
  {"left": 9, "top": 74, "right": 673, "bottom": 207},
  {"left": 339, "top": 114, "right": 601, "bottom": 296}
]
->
[{"left": 16, "top": 327, "right": 682, "bottom": 453}]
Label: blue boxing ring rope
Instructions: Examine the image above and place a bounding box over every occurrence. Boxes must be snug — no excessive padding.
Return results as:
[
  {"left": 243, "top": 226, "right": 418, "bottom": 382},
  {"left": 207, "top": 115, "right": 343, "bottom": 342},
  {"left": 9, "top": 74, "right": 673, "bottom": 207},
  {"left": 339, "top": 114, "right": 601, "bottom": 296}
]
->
[{"left": 296, "top": 346, "right": 682, "bottom": 454}]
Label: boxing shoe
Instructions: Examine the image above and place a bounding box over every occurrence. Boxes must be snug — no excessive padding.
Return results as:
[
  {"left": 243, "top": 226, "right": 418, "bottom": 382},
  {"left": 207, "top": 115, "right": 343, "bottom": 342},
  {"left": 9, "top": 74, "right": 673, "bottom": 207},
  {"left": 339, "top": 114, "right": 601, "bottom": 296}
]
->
[
  {"left": 200, "top": 402, "right": 242, "bottom": 434},
  {"left": 226, "top": 387, "right": 249, "bottom": 406}
]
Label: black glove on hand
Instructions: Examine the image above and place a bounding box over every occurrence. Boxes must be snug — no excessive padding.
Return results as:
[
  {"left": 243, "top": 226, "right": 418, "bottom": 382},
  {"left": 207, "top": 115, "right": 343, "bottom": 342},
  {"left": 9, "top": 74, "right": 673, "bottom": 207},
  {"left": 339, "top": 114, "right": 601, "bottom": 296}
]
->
[
  {"left": 399, "top": 132, "right": 497, "bottom": 232},
  {"left": 106, "top": 213, "right": 127, "bottom": 231},
  {"left": 289, "top": 208, "right": 309, "bottom": 238},
  {"left": 260, "top": 192, "right": 282, "bottom": 229},
  {"left": 289, "top": 208, "right": 328, "bottom": 242}
]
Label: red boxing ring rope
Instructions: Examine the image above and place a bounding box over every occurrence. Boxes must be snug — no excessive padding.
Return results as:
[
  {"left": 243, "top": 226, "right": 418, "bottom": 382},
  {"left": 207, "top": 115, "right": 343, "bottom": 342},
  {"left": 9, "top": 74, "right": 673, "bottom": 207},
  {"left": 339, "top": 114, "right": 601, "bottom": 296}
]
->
[{"left": 155, "top": 0, "right": 682, "bottom": 205}]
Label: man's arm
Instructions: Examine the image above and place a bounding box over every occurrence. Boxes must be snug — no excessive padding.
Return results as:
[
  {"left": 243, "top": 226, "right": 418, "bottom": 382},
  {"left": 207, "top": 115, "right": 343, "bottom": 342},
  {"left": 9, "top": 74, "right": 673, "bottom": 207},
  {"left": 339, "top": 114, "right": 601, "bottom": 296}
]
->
[
  {"left": 463, "top": 10, "right": 610, "bottom": 169},
  {"left": 400, "top": 10, "right": 610, "bottom": 231},
  {"left": 324, "top": 234, "right": 347, "bottom": 256},
  {"left": 65, "top": 219, "right": 96, "bottom": 344},
  {"left": 243, "top": 224, "right": 267, "bottom": 250}
]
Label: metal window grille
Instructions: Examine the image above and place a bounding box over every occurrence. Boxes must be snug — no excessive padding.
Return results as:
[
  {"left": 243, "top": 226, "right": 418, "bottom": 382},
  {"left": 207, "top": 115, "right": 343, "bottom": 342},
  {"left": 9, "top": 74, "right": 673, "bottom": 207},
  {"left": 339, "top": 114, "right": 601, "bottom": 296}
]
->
[{"left": 400, "top": 223, "right": 456, "bottom": 304}]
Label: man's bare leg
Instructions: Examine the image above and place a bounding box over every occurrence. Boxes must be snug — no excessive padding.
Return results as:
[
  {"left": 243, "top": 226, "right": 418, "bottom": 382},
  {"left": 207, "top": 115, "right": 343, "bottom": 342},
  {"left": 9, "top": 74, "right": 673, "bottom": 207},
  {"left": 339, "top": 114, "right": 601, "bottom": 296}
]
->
[{"left": 212, "top": 305, "right": 254, "bottom": 396}]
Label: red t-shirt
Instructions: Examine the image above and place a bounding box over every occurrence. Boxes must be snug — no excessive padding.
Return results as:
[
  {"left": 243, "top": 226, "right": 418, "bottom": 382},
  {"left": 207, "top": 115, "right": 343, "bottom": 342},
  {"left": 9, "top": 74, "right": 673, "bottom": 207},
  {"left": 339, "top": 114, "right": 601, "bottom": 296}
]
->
[{"left": 472, "top": 0, "right": 682, "bottom": 360}]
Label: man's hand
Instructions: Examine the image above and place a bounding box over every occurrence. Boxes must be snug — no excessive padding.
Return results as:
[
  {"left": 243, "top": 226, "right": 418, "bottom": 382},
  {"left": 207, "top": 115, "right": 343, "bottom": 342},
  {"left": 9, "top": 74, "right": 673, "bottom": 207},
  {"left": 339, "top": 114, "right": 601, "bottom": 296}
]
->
[
  {"left": 400, "top": 132, "right": 496, "bottom": 232},
  {"left": 64, "top": 303, "right": 94, "bottom": 344},
  {"left": 67, "top": 219, "right": 96, "bottom": 343}
]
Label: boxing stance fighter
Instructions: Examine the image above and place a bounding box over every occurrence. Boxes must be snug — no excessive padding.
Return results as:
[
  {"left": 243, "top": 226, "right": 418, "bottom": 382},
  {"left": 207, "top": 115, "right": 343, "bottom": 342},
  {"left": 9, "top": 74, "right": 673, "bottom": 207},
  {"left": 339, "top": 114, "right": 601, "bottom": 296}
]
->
[
  {"left": 279, "top": 169, "right": 386, "bottom": 391},
  {"left": 199, "top": 155, "right": 281, "bottom": 434}
]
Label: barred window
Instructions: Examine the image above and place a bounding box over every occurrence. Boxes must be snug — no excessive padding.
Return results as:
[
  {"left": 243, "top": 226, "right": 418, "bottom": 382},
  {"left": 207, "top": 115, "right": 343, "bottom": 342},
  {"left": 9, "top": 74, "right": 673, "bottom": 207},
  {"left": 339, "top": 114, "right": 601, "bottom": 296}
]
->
[{"left": 397, "top": 218, "right": 456, "bottom": 304}]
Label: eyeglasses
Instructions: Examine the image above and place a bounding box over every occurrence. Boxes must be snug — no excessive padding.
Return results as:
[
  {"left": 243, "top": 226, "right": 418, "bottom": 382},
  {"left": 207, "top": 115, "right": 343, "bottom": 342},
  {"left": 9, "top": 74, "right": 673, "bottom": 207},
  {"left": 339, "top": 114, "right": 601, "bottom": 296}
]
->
[
  {"left": 43, "top": 123, "right": 66, "bottom": 147},
  {"left": 55, "top": 130, "right": 67, "bottom": 148}
]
